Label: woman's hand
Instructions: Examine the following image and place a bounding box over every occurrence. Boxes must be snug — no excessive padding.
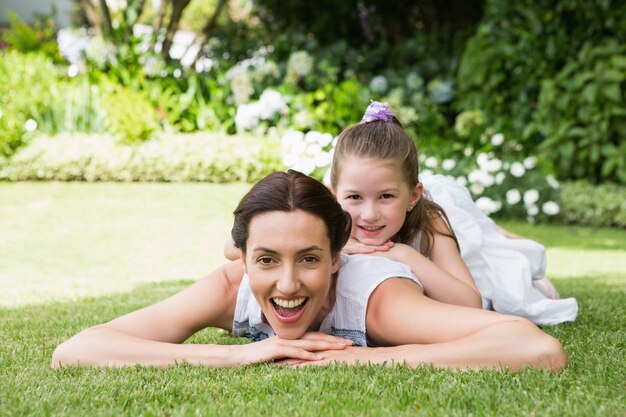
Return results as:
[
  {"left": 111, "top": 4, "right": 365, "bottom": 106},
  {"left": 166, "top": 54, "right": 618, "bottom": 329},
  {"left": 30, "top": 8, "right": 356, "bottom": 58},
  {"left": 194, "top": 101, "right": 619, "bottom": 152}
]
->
[
  {"left": 235, "top": 333, "right": 353, "bottom": 366},
  {"left": 277, "top": 346, "right": 396, "bottom": 367},
  {"left": 342, "top": 237, "right": 394, "bottom": 255}
]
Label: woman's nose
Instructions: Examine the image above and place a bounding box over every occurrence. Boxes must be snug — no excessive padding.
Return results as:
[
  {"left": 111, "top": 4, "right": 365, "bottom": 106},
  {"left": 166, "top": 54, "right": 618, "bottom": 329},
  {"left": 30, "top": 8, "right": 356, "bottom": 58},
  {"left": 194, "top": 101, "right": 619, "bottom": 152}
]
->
[{"left": 275, "top": 265, "right": 301, "bottom": 295}]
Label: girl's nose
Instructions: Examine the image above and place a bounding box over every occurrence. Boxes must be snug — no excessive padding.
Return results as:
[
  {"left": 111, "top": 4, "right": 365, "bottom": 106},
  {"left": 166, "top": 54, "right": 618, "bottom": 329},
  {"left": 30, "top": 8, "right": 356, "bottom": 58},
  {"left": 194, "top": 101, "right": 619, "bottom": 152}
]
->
[
  {"left": 275, "top": 266, "right": 301, "bottom": 295},
  {"left": 361, "top": 202, "right": 380, "bottom": 222}
]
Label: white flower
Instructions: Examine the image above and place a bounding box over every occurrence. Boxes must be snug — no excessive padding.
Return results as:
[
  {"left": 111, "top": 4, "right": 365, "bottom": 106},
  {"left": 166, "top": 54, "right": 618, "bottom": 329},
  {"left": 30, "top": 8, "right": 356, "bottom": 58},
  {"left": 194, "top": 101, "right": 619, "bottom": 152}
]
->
[
  {"left": 546, "top": 175, "right": 560, "bottom": 189},
  {"left": 281, "top": 130, "right": 305, "bottom": 147},
  {"left": 322, "top": 168, "right": 332, "bottom": 186},
  {"left": 527, "top": 204, "right": 539, "bottom": 216},
  {"left": 421, "top": 169, "right": 434, "bottom": 176},
  {"left": 468, "top": 169, "right": 495, "bottom": 187},
  {"left": 510, "top": 162, "right": 526, "bottom": 177},
  {"left": 234, "top": 102, "right": 261, "bottom": 131},
  {"left": 484, "top": 158, "right": 503, "bottom": 172},
  {"left": 173, "top": 68, "right": 182, "bottom": 79},
  {"left": 491, "top": 133, "right": 505, "bottom": 146},
  {"left": 258, "top": 89, "right": 286, "bottom": 120},
  {"left": 476, "top": 197, "right": 502, "bottom": 215},
  {"left": 523, "top": 156, "right": 537, "bottom": 170},
  {"left": 476, "top": 153, "right": 489, "bottom": 168},
  {"left": 495, "top": 172, "right": 506, "bottom": 184},
  {"left": 313, "top": 151, "right": 333, "bottom": 167},
  {"left": 442, "top": 159, "right": 456, "bottom": 171},
  {"left": 523, "top": 189, "right": 540, "bottom": 206},
  {"left": 318, "top": 133, "right": 334, "bottom": 147},
  {"left": 424, "top": 156, "right": 438, "bottom": 169},
  {"left": 456, "top": 176, "right": 467, "bottom": 186},
  {"left": 369, "top": 75, "right": 388, "bottom": 94},
  {"left": 67, "top": 64, "right": 79, "bottom": 78},
  {"left": 463, "top": 147, "right": 474, "bottom": 157},
  {"left": 24, "top": 119, "right": 38, "bottom": 132},
  {"left": 470, "top": 182, "right": 484, "bottom": 195},
  {"left": 542, "top": 201, "right": 560, "bottom": 215},
  {"left": 506, "top": 189, "right": 521, "bottom": 205}
]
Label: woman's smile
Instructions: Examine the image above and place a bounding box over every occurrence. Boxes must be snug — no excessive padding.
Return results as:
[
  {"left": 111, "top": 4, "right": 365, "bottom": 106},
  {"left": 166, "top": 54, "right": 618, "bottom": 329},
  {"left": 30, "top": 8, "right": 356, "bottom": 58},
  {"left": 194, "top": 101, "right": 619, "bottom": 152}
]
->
[{"left": 243, "top": 210, "right": 340, "bottom": 339}]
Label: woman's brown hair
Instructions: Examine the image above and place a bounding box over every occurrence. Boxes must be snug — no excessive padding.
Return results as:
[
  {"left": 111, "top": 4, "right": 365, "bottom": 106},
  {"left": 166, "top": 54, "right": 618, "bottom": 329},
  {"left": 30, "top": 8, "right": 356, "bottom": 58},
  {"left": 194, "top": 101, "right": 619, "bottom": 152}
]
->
[
  {"left": 232, "top": 170, "right": 352, "bottom": 255},
  {"left": 330, "top": 117, "right": 458, "bottom": 256}
]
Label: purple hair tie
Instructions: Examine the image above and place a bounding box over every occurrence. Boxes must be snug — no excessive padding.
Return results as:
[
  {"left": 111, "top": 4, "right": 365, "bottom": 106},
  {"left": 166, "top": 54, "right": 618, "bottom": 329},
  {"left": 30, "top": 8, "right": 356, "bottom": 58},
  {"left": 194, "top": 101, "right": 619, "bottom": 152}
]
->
[{"left": 360, "top": 101, "right": 394, "bottom": 124}]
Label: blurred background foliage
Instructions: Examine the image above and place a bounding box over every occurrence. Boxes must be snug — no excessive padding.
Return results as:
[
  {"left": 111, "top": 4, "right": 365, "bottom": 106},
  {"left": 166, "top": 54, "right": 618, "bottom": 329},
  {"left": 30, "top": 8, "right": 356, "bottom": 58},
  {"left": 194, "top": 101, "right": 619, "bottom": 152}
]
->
[{"left": 0, "top": 0, "right": 625, "bottom": 224}]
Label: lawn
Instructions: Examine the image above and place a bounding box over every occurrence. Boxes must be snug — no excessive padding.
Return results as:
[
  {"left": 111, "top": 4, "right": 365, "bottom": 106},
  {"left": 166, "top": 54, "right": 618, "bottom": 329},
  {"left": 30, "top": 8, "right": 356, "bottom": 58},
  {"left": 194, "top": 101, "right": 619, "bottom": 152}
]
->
[{"left": 1, "top": 182, "right": 624, "bottom": 417}]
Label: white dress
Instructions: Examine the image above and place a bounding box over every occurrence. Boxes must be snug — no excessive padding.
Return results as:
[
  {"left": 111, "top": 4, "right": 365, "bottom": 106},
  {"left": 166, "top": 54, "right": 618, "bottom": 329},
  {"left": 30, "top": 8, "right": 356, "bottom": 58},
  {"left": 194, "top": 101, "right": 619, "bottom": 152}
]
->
[{"left": 419, "top": 173, "right": 578, "bottom": 325}]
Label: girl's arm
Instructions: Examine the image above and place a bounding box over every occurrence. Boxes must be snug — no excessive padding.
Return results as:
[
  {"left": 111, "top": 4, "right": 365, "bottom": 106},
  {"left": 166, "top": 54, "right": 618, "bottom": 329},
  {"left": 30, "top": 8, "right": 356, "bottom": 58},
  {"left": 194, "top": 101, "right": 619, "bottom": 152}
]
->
[
  {"left": 299, "top": 278, "right": 567, "bottom": 371},
  {"left": 224, "top": 238, "right": 241, "bottom": 260},
  {"left": 51, "top": 261, "right": 348, "bottom": 368},
  {"left": 370, "top": 218, "right": 481, "bottom": 308}
]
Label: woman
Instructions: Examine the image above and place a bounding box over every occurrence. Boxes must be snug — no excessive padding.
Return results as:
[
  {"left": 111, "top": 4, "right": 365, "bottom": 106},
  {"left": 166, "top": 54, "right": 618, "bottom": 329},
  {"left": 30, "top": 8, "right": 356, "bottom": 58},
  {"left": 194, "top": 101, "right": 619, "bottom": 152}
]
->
[{"left": 52, "top": 170, "right": 567, "bottom": 370}]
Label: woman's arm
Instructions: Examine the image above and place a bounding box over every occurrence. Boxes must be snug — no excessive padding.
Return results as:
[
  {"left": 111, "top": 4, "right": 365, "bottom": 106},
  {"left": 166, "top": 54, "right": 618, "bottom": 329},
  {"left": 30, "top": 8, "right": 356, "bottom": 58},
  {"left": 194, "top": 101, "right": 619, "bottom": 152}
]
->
[
  {"left": 303, "top": 278, "right": 566, "bottom": 371},
  {"left": 51, "top": 261, "right": 348, "bottom": 368}
]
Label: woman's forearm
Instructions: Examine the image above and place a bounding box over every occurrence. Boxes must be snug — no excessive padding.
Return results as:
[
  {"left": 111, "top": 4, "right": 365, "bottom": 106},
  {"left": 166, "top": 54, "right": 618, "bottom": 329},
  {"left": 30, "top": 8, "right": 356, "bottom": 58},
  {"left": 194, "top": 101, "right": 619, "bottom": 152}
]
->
[
  {"left": 51, "top": 326, "right": 236, "bottom": 369},
  {"left": 382, "top": 319, "right": 566, "bottom": 371},
  {"left": 312, "top": 319, "right": 566, "bottom": 371}
]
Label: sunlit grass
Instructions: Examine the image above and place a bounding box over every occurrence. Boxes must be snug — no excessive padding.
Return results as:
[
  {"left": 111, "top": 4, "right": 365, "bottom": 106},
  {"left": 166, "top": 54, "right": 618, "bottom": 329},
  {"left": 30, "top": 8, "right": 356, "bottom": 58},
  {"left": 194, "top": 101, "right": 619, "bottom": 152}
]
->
[{"left": 1, "top": 183, "right": 624, "bottom": 417}]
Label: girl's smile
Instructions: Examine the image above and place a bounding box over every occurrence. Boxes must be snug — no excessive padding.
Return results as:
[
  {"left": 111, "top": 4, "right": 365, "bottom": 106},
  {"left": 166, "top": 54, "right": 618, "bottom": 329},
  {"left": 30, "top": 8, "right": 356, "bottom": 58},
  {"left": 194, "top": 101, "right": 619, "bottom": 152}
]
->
[{"left": 334, "top": 158, "right": 421, "bottom": 246}]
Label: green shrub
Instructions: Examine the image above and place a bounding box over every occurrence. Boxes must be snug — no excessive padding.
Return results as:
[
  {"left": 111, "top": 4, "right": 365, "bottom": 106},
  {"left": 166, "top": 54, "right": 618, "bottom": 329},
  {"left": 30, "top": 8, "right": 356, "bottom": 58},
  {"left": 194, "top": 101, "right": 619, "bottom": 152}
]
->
[
  {"left": 0, "top": 51, "right": 60, "bottom": 157},
  {"left": 560, "top": 181, "right": 626, "bottom": 228},
  {"left": 0, "top": 133, "right": 283, "bottom": 183},
  {"left": 101, "top": 87, "right": 160, "bottom": 143},
  {"left": 456, "top": 0, "right": 626, "bottom": 139},
  {"left": 2, "top": 11, "right": 63, "bottom": 62},
  {"left": 531, "top": 39, "right": 626, "bottom": 184}
]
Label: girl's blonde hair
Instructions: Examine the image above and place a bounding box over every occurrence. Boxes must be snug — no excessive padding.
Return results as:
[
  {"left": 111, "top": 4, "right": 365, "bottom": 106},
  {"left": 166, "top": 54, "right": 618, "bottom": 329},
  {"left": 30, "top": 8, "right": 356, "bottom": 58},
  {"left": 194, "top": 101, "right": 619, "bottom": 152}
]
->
[{"left": 330, "top": 117, "right": 458, "bottom": 255}]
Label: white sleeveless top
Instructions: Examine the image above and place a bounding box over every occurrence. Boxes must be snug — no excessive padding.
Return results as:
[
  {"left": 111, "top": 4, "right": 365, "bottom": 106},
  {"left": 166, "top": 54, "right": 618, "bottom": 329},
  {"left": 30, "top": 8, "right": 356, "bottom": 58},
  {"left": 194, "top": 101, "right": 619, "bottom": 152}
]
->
[{"left": 232, "top": 254, "right": 422, "bottom": 346}]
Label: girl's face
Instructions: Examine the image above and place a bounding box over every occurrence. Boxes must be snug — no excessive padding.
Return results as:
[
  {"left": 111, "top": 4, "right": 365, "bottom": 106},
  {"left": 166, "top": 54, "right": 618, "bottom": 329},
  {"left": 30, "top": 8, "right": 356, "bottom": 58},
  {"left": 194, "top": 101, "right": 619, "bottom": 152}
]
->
[
  {"left": 242, "top": 210, "right": 340, "bottom": 340},
  {"left": 334, "top": 158, "right": 421, "bottom": 246}
]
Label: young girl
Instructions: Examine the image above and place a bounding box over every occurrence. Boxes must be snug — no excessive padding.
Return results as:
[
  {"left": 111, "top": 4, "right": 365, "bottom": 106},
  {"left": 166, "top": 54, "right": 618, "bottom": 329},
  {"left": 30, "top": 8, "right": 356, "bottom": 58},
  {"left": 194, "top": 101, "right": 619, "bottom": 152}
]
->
[{"left": 330, "top": 101, "right": 578, "bottom": 325}]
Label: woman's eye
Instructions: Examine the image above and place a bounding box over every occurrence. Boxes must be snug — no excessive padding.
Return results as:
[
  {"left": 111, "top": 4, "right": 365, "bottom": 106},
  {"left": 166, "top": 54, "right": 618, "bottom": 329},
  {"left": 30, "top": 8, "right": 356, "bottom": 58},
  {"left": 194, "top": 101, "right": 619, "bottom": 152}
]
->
[
  {"left": 302, "top": 256, "right": 319, "bottom": 264},
  {"left": 346, "top": 195, "right": 362, "bottom": 200},
  {"left": 257, "top": 257, "right": 274, "bottom": 265}
]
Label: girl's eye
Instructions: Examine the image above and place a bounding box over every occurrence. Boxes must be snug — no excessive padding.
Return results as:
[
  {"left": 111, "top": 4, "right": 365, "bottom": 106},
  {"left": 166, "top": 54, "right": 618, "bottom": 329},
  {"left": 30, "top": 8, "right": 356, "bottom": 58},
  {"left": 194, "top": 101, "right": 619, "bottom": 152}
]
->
[
  {"left": 380, "top": 194, "right": 395, "bottom": 199},
  {"left": 302, "top": 256, "right": 319, "bottom": 264},
  {"left": 346, "top": 195, "right": 362, "bottom": 200}
]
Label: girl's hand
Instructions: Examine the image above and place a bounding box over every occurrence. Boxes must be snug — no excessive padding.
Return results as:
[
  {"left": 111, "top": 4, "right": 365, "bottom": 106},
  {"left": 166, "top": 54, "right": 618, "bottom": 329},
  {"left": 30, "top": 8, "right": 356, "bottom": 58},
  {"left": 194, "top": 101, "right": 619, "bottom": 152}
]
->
[
  {"left": 236, "top": 333, "right": 352, "bottom": 366},
  {"left": 342, "top": 237, "right": 394, "bottom": 255}
]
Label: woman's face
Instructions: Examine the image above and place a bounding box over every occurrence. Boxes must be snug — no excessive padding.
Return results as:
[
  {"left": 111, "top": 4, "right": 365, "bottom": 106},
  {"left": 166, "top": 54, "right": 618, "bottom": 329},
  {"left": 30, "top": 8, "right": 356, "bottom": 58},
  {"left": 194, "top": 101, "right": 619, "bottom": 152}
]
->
[{"left": 242, "top": 210, "right": 340, "bottom": 340}]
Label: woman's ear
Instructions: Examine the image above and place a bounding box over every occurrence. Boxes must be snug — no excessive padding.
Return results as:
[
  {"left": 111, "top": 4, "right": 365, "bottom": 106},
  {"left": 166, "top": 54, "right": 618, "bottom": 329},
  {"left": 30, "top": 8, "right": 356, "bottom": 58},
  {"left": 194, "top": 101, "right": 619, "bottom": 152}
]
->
[
  {"left": 408, "top": 182, "right": 423, "bottom": 211},
  {"left": 331, "top": 253, "right": 341, "bottom": 274}
]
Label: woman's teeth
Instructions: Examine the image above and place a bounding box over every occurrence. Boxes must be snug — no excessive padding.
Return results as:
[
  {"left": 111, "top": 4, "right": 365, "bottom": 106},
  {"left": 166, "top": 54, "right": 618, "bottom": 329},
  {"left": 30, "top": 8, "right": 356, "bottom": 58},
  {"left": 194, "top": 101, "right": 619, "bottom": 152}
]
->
[{"left": 272, "top": 297, "right": 306, "bottom": 308}]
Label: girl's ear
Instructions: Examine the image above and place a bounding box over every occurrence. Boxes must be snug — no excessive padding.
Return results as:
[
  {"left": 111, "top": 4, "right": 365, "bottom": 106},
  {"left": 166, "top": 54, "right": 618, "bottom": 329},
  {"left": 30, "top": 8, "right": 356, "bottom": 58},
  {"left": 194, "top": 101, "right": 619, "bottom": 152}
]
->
[
  {"left": 409, "top": 182, "right": 423, "bottom": 211},
  {"left": 327, "top": 184, "right": 336, "bottom": 197}
]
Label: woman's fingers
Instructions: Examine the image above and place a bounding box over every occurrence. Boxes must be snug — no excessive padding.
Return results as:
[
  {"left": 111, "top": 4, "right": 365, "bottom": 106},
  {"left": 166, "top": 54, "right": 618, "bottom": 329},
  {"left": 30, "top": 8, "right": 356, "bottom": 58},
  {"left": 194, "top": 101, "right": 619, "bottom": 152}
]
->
[{"left": 239, "top": 335, "right": 353, "bottom": 365}]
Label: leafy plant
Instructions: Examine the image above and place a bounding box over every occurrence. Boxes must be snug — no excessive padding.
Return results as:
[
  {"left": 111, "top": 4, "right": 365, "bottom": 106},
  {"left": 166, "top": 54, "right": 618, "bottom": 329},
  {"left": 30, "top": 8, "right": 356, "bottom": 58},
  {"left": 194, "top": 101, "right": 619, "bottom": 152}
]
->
[
  {"left": 101, "top": 87, "right": 160, "bottom": 143},
  {"left": 0, "top": 51, "right": 60, "bottom": 156},
  {"left": 560, "top": 180, "right": 626, "bottom": 228},
  {"left": 531, "top": 39, "right": 626, "bottom": 184}
]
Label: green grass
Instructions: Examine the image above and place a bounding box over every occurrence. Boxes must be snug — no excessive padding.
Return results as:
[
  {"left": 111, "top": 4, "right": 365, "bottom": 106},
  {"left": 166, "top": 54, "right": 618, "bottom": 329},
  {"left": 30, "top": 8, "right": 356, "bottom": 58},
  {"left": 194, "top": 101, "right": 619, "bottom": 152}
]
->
[{"left": 1, "top": 183, "right": 625, "bottom": 416}]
